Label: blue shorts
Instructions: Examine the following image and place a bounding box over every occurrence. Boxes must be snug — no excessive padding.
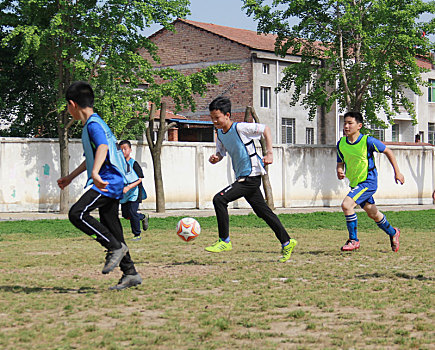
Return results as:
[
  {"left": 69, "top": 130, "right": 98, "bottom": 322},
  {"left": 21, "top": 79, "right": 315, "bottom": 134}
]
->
[{"left": 347, "top": 180, "right": 377, "bottom": 208}]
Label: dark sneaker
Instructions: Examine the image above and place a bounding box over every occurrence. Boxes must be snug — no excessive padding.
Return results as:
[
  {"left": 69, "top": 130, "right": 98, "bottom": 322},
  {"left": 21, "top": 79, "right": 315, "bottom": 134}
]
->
[
  {"left": 131, "top": 235, "right": 141, "bottom": 242},
  {"left": 109, "top": 274, "right": 142, "bottom": 290},
  {"left": 141, "top": 213, "right": 149, "bottom": 231},
  {"left": 102, "top": 243, "right": 128, "bottom": 274},
  {"left": 390, "top": 228, "right": 400, "bottom": 252},
  {"left": 341, "top": 239, "right": 360, "bottom": 251}
]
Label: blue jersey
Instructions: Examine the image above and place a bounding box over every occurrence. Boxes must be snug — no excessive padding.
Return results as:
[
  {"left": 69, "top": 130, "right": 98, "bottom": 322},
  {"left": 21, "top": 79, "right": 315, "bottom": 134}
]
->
[
  {"left": 337, "top": 134, "right": 386, "bottom": 186},
  {"left": 86, "top": 121, "right": 124, "bottom": 199}
]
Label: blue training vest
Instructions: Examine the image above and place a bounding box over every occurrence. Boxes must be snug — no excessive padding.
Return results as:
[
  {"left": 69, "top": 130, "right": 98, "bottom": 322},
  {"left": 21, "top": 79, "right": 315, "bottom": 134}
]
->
[
  {"left": 82, "top": 114, "right": 138, "bottom": 200},
  {"left": 119, "top": 158, "right": 148, "bottom": 204},
  {"left": 217, "top": 122, "right": 263, "bottom": 179}
]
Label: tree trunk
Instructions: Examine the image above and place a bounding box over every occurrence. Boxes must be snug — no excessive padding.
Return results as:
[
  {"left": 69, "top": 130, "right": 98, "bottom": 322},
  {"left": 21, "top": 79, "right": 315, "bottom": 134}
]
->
[
  {"left": 244, "top": 106, "right": 275, "bottom": 210},
  {"left": 150, "top": 148, "right": 165, "bottom": 212},
  {"left": 58, "top": 110, "right": 70, "bottom": 214},
  {"left": 145, "top": 103, "right": 177, "bottom": 213}
]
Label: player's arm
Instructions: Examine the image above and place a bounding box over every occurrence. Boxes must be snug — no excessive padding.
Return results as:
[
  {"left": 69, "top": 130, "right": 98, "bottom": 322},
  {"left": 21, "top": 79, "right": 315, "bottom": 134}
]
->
[
  {"left": 261, "top": 125, "right": 273, "bottom": 165},
  {"left": 209, "top": 152, "right": 223, "bottom": 164},
  {"left": 92, "top": 144, "right": 109, "bottom": 191},
  {"left": 57, "top": 160, "right": 86, "bottom": 189},
  {"left": 124, "top": 178, "right": 142, "bottom": 194},
  {"left": 336, "top": 141, "right": 346, "bottom": 180},
  {"left": 124, "top": 162, "right": 143, "bottom": 193},
  {"left": 337, "top": 162, "right": 345, "bottom": 180},
  {"left": 383, "top": 147, "right": 405, "bottom": 184}
]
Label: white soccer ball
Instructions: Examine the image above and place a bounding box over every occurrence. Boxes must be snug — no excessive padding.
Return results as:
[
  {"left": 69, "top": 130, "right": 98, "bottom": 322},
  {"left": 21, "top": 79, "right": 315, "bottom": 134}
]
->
[{"left": 176, "top": 217, "right": 201, "bottom": 242}]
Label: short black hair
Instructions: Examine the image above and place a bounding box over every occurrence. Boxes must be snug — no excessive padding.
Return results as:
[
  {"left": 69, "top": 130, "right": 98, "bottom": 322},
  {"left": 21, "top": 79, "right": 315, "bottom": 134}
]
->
[
  {"left": 65, "top": 81, "right": 94, "bottom": 108},
  {"left": 209, "top": 96, "right": 231, "bottom": 116},
  {"left": 119, "top": 140, "right": 131, "bottom": 148},
  {"left": 344, "top": 111, "right": 363, "bottom": 124}
]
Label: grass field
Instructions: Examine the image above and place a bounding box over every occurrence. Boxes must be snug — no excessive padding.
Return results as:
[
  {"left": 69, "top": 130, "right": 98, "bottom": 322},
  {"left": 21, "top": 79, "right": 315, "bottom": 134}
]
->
[{"left": 0, "top": 210, "right": 434, "bottom": 350}]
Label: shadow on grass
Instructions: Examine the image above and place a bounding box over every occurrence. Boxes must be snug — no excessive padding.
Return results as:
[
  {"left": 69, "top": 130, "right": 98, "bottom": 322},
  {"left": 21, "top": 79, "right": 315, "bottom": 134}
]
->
[
  {"left": 298, "top": 250, "right": 330, "bottom": 255},
  {"left": 0, "top": 285, "right": 98, "bottom": 294},
  {"left": 355, "top": 272, "right": 434, "bottom": 281},
  {"left": 169, "top": 259, "right": 209, "bottom": 266},
  {"left": 395, "top": 272, "right": 434, "bottom": 281}
]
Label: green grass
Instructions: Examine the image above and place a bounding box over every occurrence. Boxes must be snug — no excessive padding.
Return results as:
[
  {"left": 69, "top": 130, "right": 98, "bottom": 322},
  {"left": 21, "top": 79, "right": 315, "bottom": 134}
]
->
[{"left": 0, "top": 210, "right": 434, "bottom": 349}]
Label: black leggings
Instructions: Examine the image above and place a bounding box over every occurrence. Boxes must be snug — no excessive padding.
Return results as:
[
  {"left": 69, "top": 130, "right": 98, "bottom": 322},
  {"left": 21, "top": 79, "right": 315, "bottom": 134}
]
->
[
  {"left": 213, "top": 176, "right": 290, "bottom": 244},
  {"left": 69, "top": 189, "right": 136, "bottom": 275}
]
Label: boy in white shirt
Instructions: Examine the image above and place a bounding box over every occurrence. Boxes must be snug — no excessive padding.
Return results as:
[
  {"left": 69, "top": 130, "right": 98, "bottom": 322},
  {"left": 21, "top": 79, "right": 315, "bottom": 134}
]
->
[{"left": 205, "top": 97, "right": 297, "bottom": 262}]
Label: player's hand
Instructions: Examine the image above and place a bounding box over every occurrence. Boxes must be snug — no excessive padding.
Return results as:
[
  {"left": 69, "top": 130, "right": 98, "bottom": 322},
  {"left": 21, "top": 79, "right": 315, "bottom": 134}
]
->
[
  {"left": 123, "top": 186, "right": 130, "bottom": 194},
  {"left": 57, "top": 176, "right": 71, "bottom": 189},
  {"left": 92, "top": 173, "right": 109, "bottom": 191},
  {"left": 209, "top": 154, "right": 221, "bottom": 164},
  {"left": 262, "top": 152, "right": 273, "bottom": 165},
  {"left": 395, "top": 172, "right": 405, "bottom": 185},
  {"left": 337, "top": 169, "right": 345, "bottom": 180}
]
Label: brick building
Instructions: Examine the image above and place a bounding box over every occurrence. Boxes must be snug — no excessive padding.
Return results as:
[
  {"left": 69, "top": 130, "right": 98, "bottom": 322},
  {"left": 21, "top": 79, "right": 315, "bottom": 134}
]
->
[{"left": 140, "top": 19, "right": 435, "bottom": 145}]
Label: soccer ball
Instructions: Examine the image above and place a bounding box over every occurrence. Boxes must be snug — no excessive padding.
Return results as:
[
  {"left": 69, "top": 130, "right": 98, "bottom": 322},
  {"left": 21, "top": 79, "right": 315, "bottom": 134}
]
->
[{"left": 176, "top": 217, "right": 201, "bottom": 242}]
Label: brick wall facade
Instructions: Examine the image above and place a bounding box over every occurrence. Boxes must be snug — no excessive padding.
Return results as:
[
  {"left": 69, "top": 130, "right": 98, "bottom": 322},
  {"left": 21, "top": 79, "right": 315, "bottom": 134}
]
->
[{"left": 139, "top": 21, "right": 254, "bottom": 122}]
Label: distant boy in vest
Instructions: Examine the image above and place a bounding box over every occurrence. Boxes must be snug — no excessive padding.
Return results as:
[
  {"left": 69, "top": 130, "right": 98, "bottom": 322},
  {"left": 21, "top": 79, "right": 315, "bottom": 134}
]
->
[
  {"left": 337, "top": 111, "right": 404, "bottom": 252},
  {"left": 119, "top": 140, "right": 149, "bottom": 241},
  {"left": 205, "top": 96, "right": 297, "bottom": 262},
  {"left": 57, "top": 81, "right": 142, "bottom": 290}
]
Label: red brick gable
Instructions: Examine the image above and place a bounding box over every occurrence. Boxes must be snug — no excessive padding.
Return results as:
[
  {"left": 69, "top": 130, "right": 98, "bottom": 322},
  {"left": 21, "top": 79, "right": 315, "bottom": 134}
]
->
[{"left": 175, "top": 19, "right": 278, "bottom": 52}]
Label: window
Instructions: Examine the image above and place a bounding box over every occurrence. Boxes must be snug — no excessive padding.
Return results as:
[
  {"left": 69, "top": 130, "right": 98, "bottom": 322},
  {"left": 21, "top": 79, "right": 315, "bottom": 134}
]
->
[
  {"left": 428, "top": 79, "right": 435, "bottom": 102},
  {"left": 301, "top": 81, "right": 311, "bottom": 95},
  {"left": 392, "top": 123, "right": 399, "bottom": 142},
  {"left": 306, "top": 127, "right": 314, "bottom": 144},
  {"left": 419, "top": 131, "right": 424, "bottom": 143},
  {"left": 429, "top": 123, "right": 435, "bottom": 145},
  {"left": 262, "top": 63, "right": 270, "bottom": 74},
  {"left": 282, "top": 118, "right": 295, "bottom": 144},
  {"left": 260, "top": 87, "right": 271, "bottom": 108},
  {"left": 370, "top": 124, "right": 385, "bottom": 141}
]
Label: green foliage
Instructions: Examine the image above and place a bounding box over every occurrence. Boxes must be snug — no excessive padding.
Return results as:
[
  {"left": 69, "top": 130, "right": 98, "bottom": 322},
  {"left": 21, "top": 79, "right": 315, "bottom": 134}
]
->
[
  {"left": 243, "top": 0, "right": 435, "bottom": 126},
  {"left": 0, "top": 0, "right": 236, "bottom": 139}
]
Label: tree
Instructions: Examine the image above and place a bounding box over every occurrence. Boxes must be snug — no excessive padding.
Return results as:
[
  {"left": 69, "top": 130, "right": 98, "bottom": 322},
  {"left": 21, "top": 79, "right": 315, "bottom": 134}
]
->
[
  {"left": 1, "top": 0, "right": 235, "bottom": 212},
  {"left": 145, "top": 103, "right": 174, "bottom": 213},
  {"left": 243, "top": 0, "right": 435, "bottom": 127},
  {"left": 244, "top": 106, "right": 275, "bottom": 209}
]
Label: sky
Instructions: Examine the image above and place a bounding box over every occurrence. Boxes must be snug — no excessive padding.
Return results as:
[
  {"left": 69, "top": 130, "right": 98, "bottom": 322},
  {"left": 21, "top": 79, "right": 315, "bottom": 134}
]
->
[
  {"left": 143, "top": 0, "right": 434, "bottom": 41},
  {"left": 143, "top": 0, "right": 259, "bottom": 37}
]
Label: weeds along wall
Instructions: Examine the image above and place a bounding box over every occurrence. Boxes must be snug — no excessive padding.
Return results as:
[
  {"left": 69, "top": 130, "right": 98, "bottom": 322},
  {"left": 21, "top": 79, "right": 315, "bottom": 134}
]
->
[{"left": 0, "top": 138, "right": 433, "bottom": 212}]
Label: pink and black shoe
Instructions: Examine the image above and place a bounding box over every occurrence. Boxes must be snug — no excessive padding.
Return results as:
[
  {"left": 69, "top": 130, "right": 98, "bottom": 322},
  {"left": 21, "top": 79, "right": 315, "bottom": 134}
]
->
[
  {"left": 341, "top": 239, "right": 360, "bottom": 251},
  {"left": 390, "top": 228, "right": 400, "bottom": 252}
]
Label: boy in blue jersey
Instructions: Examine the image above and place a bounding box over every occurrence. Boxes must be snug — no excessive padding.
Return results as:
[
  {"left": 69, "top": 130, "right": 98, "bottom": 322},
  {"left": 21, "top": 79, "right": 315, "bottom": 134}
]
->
[
  {"left": 57, "top": 81, "right": 142, "bottom": 290},
  {"left": 205, "top": 96, "right": 297, "bottom": 262},
  {"left": 337, "top": 111, "right": 404, "bottom": 252},
  {"left": 119, "top": 140, "right": 149, "bottom": 241}
]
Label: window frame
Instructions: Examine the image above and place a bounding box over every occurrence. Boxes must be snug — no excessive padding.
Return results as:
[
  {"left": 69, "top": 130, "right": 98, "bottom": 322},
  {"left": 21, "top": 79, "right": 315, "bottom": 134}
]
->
[
  {"left": 306, "top": 127, "right": 314, "bottom": 144},
  {"left": 370, "top": 124, "right": 385, "bottom": 142},
  {"left": 282, "top": 118, "right": 296, "bottom": 144},
  {"left": 428, "top": 79, "right": 435, "bottom": 102},
  {"left": 262, "top": 63, "right": 270, "bottom": 74},
  {"left": 428, "top": 123, "right": 434, "bottom": 145},
  {"left": 260, "top": 86, "right": 271, "bottom": 108},
  {"left": 391, "top": 123, "right": 399, "bottom": 142}
]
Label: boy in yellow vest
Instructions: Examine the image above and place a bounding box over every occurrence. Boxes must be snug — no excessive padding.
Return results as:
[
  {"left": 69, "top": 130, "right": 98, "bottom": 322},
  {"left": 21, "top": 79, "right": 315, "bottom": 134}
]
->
[{"left": 337, "top": 111, "right": 404, "bottom": 252}]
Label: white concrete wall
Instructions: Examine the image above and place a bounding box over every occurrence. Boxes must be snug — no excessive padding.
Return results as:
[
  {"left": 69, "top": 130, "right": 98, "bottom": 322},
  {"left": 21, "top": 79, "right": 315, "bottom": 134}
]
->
[{"left": 0, "top": 138, "right": 433, "bottom": 212}]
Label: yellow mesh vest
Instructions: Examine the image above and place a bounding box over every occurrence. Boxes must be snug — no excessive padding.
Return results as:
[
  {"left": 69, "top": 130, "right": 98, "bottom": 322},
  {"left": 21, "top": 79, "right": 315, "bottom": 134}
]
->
[{"left": 338, "top": 135, "right": 369, "bottom": 187}]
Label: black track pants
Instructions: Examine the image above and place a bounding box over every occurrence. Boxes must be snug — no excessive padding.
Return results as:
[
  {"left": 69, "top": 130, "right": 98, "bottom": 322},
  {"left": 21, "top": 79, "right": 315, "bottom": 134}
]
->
[
  {"left": 212, "top": 176, "right": 290, "bottom": 245},
  {"left": 69, "top": 189, "right": 137, "bottom": 275}
]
